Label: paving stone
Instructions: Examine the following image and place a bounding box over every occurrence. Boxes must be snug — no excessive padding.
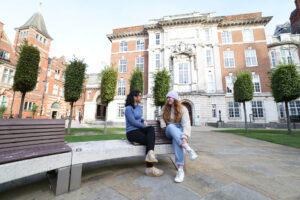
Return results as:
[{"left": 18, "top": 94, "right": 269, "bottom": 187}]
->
[
  {"left": 86, "top": 188, "right": 128, "bottom": 200},
  {"left": 201, "top": 182, "right": 272, "bottom": 200}
]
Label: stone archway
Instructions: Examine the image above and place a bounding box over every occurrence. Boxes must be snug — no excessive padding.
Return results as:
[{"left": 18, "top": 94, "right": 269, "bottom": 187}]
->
[
  {"left": 96, "top": 96, "right": 106, "bottom": 120},
  {"left": 182, "top": 102, "right": 193, "bottom": 126},
  {"left": 51, "top": 102, "right": 60, "bottom": 119}
]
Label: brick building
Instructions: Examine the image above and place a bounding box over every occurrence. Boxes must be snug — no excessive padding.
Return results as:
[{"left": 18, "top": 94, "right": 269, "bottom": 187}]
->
[
  {"left": 290, "top": 0, "right": 300, "bottom": 34},
  {"left": 0, "top": 10, "right": 85, "bottom": 119},
  {"left": 104, "top": 12, "right": 282, "bottom": 125}
]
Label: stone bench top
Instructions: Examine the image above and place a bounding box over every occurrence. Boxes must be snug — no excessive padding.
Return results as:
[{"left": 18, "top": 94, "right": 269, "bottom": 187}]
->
[{"left": 68, "top": 140, "right": 174, "bottom": 165}]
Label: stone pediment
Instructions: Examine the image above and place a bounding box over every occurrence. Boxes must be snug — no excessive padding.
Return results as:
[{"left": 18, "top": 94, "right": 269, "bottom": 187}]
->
[{"left": 170, "top": 42, "right": 195, "bottom": 57}]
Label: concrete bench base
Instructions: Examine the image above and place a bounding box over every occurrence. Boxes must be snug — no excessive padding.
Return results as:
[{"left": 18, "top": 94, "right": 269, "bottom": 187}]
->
[{"left": 68, "top": 140, "right": 174, "bottom": 191}]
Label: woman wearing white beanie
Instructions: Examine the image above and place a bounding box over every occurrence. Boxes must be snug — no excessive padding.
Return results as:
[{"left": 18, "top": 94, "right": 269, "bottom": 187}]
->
[{"left": 159, "top": 90, "right": 198, "bottom": 183}]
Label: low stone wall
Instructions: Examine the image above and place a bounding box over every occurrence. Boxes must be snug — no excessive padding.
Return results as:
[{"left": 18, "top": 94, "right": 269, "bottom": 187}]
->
[{"left": 206, "top": 122, "right": 300, "bottom": 129}]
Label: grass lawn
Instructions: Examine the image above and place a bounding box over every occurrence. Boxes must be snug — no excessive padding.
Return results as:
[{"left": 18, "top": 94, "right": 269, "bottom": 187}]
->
[
  {"left": 65, "top": 127, "right": 126, "bottom": 135},
  {"left": 65, "top": 134, "right": 126, "bottom": 143},
  {"left": 215, "top": 129, "right": 300, "bottom": 148}
]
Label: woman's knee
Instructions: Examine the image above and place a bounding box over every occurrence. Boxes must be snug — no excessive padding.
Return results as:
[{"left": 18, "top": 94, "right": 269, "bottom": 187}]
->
[{"left": 166, "top": 124, "right": 176, "bottom": 133}]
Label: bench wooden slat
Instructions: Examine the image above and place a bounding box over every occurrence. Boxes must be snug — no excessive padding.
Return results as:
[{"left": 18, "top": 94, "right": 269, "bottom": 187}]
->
[
  {"left": 0, "top": 142, "right": 66, "bottom": 153},
  {"left": 0, "top": 135, "right": 65, "bottom": 144},
  {"left": 0, "top": 138, "right": 65, "bottom": 149},
  {"left": 0, "top": 128, "right": 65, "bottom": 135},
  {"left": 0, "top": 144, "right": 71, "bottom": 165},
  {"left": 0, "top": 119, "right": 65, "bottom": 126},
  {"left": 0, "top": 131, "right": 65, "bottom": 139},
  {"left": 0, "top": 124, "right": 65, "bottom": 131}
]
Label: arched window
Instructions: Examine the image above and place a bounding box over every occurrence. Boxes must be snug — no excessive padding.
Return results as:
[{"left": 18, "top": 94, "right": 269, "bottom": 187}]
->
[
  {"left": 51, "top": 102, "right": 60, "bottom": 109},
  {"left": 0, "top": 95, "right": 7, "bottom": 106}
]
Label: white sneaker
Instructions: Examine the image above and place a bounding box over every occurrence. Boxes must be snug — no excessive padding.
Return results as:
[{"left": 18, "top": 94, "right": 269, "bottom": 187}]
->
[
  {"left": 174, "top": 169, "right": 184, "bottom": 183},
  {"left": 187, "top": 149, "right": 198, "bottom": 160}
]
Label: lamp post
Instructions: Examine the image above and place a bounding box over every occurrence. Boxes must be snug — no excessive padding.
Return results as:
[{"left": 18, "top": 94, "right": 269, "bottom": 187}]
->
[{"left": 218, "top": 110, "right": 222, "bottom": 122}]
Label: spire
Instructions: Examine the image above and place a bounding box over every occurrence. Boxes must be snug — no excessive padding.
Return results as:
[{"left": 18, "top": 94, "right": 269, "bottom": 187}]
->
[{"left": 15, "top": 2, "right": 52, "bottom": 40}]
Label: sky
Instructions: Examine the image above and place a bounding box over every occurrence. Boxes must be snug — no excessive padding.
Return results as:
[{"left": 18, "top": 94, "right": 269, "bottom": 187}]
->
[{"left": 0, "top": 0, "right": 296, "bottom": 74}]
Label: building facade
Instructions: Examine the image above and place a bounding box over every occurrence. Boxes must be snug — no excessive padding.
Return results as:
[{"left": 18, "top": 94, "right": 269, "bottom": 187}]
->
[
  {"left": 103, "top": 12, "right": 286, "bottom": 126},
  {"left": 0, "top": 11, "right": 85, "bottom": 119},
  {"left": 290, "top": 0, "right": 300, "bottom": 34}
]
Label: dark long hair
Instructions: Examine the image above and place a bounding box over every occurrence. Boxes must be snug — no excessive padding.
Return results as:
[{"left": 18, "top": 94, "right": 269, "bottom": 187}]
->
[{"left": 125, "top": 90, "right": 141, "bottom": 108}]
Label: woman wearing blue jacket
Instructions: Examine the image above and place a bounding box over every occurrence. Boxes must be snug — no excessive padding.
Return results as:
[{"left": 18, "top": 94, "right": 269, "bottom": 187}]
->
[{"left": 125, "top": 90, "right": 163, "bottom": 177}]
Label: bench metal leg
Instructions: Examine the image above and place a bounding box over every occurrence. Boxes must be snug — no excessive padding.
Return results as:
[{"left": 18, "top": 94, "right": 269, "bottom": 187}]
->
[
  {"left": 69, "top": 164, "right": 82, "bottom": 191},
  {"left": 47, "top": 166, "right": 70, "bottom": 195}
]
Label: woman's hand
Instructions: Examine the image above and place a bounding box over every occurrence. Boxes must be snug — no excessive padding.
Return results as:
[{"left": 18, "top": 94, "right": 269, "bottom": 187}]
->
[
  {"left": 182, "top": 138, "right": 188, "bottom": 148},
  {"left": 143, "top": 121, "right": 148, "bottom": 126}
]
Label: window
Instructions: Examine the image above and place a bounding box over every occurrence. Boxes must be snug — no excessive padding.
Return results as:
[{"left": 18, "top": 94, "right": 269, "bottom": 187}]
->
[
  {"left": 221, "top": 31, "right": 232, "bottom": 44},
  {"left": 136, "top": 40, "right": 144, "bottom": 50},
  {"left": 212, "top": 104, "right": 217, "bottom": 118},
  {"left": 60, "top": 86, "right": 64, "bottom": 97},
  {"left": 8, "top": 70, "right": 14, "bottom": 84},
  {"left": 117, "top": 80, "right": 126, "bottom": 96},
  {"left": 53, "top": 84, "right": 58, "bottom": 95},
  {"left": 117, "top": 103, "right": 125, "bottom": 118},
  {"left": 206, "top": 48, "right": 213, "bottom": 66},
  {"left": 0, "top": 95, "right": 7, "bottom": 106},
  {"left": 278, "top": 102, "right": 285, "bottom": 119},
  {"left": 136, "top": 57, "right": 144, "bottom": 72},
  {"left": 228, "top": 102, "right": 240, "bottom": 118},
  {"left": 44, "top": 82, "right": 48, "bottom": 93},
  {"left": 120, "top": 41, "right": 128, "bottom": 52},
  {"left": 225, "top": 75, "right": 234, "bottom": 94},
  {"left": 204, "top": 29, "right": 210, "bottom": 41},
  {"left": 270, "top": 51, "right": 276, "bottom": 68},
  {"left": 119, "top": 58, "right": 127, "bottom": 73},
  {"left": 55, "top": 69, "right": 60, "bottom": 79},
  {"left": 156, "top": 33, "right": 160, "bottom": 45},
  {"left": 281, "top": 49, "right": 293, "bottom": 64},
  {"left": 0, "top": 49, "right": 9, "bottom": 60},
  {"left": 281, "top": 34, "right": 291, "bottom": 42},
  {"left": 243, "top": 29, "right": 254, "bottom": 42},
  {"left": 245, "top": 49, "right": 258, "bottom": 67},
  {"left": 34, "top": 77, "right": 39, "bottom": 90},
  {"left": 207, "top": 72, "right": 216, "bottom": 93},
  {"left": 252, "top": 101, "right": 264, "bottom": 118},
  {"left": 178, "top": 63, "right": 190, "bottom": 84},
  {"left": 40, "top": 36, "right": 42, "bottom": 41},
  {"left": 62, "top": 72, "right": 65, "bottom": 81},
  {"left": 47, "top": 70, "right": 51, "bottom": 77},
  {"left": 2, "top": 68, "right": 8, "bottom": 83},
  {"left": 223, "top": 51, "right": 235, "bottom": 68},
  {"left": 252, "top": 74, "right": 261, "bottom": 93},
  {"left": 87, "top": 91, "right": 92, "bottom": 99},
  {"left": 24, "top": 101, "right": 34, "bottom": 110},
  {"left": 36, "top": 34, "right": 39, "bottom": 39},
  {"left": 289, "top": 100, "right": 300, "bottom": 116},
  {"left": 44, "top": 38, "right": 46, "bottom": 44},
  {"left": 156, "top": 53, "right": 160, "bottom": 68}
]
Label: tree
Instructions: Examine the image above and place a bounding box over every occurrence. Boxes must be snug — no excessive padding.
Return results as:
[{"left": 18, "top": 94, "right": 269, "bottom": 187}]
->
[
  {"left": 0, "top": 105, "right": 7, "bottom": 118},
  {"left": 233, "top": 71, "right": 254, "bottom": 133},
  {"left": 31, "top": 103, "right": 38, "bottom": 119},
  {"left": 152, "top": 68, "right": 171, "bottom": 108},
  {"left": 270, "top": 63, "right": 300, "bottom": 134},
  {"left": 100, "top": 66, "right": 118, "bottom": 134},
  {"left": 13, "top": 43, "right": 40, "bottom": 118},
  {"left": 130, "top": 68, "right": 144, "bottom": 93},
  {"left": 64, "top": 57, "right": 86, "bottom": 134}
]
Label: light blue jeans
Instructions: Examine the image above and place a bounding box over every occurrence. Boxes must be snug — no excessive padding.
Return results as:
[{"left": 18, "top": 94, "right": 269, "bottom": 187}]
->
[{"left": 165, "top": 124, "right": 184, "bottom": 166}]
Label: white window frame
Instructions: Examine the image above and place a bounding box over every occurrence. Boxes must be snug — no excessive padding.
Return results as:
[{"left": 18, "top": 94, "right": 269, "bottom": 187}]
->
[
  {"left": 136, "top": 40, "right": 144, "bottom": 51},
  {"left": 87, "top": 91, "right": 92, "bottom": 99},
  {"left": 221, "top": 31, "right": 232, "bottom": 44},
  {"left": 117, "top": 103, "right": 125, "bottom": 118},
  {"left": 44, "top": 81, "right": 48, "bottom": 93},
  {"left": 204, "top": 29, "right": 210, "bottom": 41},
  {"left": 245, "top": 49, "right": 258, "bottom": 67},
  {"left": 252, "top": 74, "right": 261, "bottom": 93},
  {"left": 281, "top": 49, "right": 293, "bottom": 64},
  {"left": 212, "top": 104, "right": 217, "bottom": 118},
  {"left": 278, "top": 102, "right": 285, "bottom": 119},
  {"left": 207, "top": 72, "right": 216, "bottom": 93},
  {"left": 119, "top": 58, "right": 127, "bottom": 73},
  {"left": 289, "top": 100, "right": 300, "bottom": 116},
  {"left": 252, "top": 100, "right": 264, "bottom": 118},
  {"left": 55, "top": 69, "right": 60, "bottom": 80},
  {"left": 243, "top": 29, "right": 254, "bottom": 42},
  {"left": 270, "top": 51, "right": 277, "bottom": 68},
  {"left": 60, "top": 86, "right": 64, "bottom": 97},
  {"left": 228, "top": 102, "right": 240, "bottom": 118},
  {"left": 8, "top": 69, "right": 14, "bottom": 84},
  {"left": 223, "top": 51, "right": 235, "bottom": 68},
  {"left": 156, "top": 53, "right": 160, "bottom": 68},
  {"left": 120, "top": 41, "right": 128, "bottom": 52},
  {"left": 206, "top": 48, "right": 214, "bottom": 66},
  {"left": 2, "top": 68, "right": 8, "bottom": 83},
  {"left": 0, "top": 95, "right": 7, "bottom": 106},
  {"left": 117, "top": 80, "right": 126, "bottom": 96},
  {"left": 53, "top": 84, "right": 58, "bottom": 95},
  {"left": 178, "top": 63, "right": 190, "bottom": 84},
  {"left": 225, "top": 75, "right": 234, "bottom": 94},
  {"left": 156, "top": 33, "right": 160, "bottom": 45},
  {"left": 136, "top": 57, "right": 144, "bottom": 72}
]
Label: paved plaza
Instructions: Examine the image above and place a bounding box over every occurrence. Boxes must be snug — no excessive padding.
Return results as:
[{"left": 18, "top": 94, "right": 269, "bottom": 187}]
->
[{"left": 1, "top": 126, "right": 300, "bottom": 200}]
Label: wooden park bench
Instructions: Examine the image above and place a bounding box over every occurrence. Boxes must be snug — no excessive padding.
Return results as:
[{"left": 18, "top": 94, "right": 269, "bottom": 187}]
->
[
  {"left": 67, "top": 120, "right": 173, "bottom": 192},
  {"left": 0, "top": 119, "right": 72, "bottom": 195}
]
